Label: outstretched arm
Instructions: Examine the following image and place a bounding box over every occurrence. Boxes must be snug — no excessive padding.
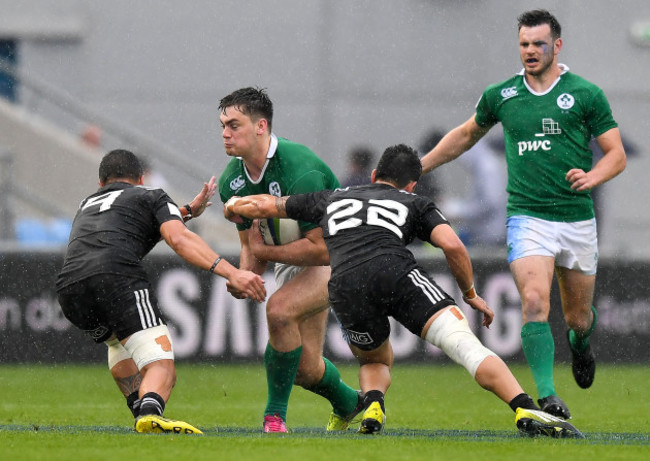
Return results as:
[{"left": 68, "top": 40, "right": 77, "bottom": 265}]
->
[
  {"left": 181, "top": 176, "right": 218, "bottom": 220},
  {"left": 421, "top": 115, "right": 491, "bottom": 174},
  {"left": 429, "top": 223, "right": 494, "bottom": 327}
]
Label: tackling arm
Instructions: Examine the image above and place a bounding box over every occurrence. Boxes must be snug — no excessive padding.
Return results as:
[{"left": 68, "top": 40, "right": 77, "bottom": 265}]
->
[
  {"left": 226, "top": 194, "right": 329, "bottom": 265},
  {"left": 160, "top": 220, "right": 266, "bottom": 302},
  {"left": 248, "top": 223, "right": 329, "bottom": 266},
  {"left": 224, "top": 194, "right": 289, "bottom": 221}
]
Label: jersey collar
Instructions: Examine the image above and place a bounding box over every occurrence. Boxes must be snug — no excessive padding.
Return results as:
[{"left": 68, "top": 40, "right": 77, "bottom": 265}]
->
[
  {"left": 518, "top": 63, "right": 569, "bottom": 96},
  {"left": 242, "top": 133, "right": 278, "bottom": 185}
]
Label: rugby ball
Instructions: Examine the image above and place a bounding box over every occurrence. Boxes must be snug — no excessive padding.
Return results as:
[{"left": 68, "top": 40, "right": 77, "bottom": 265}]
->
[{"left": 259, "top": 218, "right": 301, "bottom": 245}]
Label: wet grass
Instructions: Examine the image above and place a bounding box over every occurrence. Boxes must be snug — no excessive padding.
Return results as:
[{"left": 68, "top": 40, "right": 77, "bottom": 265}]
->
[{"left": 0, "top": 363, "right": 648, "bottom": 460}]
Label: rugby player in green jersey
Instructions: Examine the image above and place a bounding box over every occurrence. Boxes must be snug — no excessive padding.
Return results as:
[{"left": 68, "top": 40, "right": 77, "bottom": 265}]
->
[
  {"left": 217, "top": 87, "right": 361, "bottom": 433},
  {"left": 420, "top": 10, "right": 626, "bottom": 419}
]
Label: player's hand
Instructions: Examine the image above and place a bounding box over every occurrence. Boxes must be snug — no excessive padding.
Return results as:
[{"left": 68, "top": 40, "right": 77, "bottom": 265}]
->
[
  {"left": 463, "top": 294, "right": 494, "bottom": 328},
  {"left": 566, "top": 168, "right": 596, "bottom": 192},
  {"left": 224, "top": 197, "right": 244, "bottom": 224},
  {"left": 225, "top": 280, "right": 247, "bottom": 299},
  {"left": 226, "top": 269, "right": 266, "bottom": 302},
  {"left": 190, "top": 176, "right": 217, "bottom": 218}
]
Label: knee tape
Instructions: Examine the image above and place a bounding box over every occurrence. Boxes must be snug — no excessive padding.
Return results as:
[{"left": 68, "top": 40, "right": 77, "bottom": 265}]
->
[
  {"left": 105, "top": 337, "right": 132, "bottom": 369},
  {"left": 424, "top": 306, "right": 496, "bottom": 377},
  {"left": 123, "top": 325, "right": 174, "bottom": 370}
]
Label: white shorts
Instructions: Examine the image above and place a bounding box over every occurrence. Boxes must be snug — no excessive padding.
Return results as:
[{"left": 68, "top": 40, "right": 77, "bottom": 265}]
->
[
  {"left": 273, "top": 263, "right": 306, "bottom": 288},
  {"left": 506, "top": 215, "right": 598, "bottom": 275}
]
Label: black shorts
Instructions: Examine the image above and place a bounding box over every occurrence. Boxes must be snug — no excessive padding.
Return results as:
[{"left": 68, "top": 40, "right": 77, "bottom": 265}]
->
[
  {"left": 329, "top": 255, "right": 455, "bottom": 351},
  {"left": 57, "top": 274, "right": 165, "bottom": 343}
]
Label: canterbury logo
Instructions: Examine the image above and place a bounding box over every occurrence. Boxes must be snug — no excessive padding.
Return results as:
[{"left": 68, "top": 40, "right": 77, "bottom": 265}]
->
[
  {"left": 230, "top": 176, "right": 246, "bottom": 192},
  {"left": 500, "top": 87, "right": 517, "bottom": 99}
]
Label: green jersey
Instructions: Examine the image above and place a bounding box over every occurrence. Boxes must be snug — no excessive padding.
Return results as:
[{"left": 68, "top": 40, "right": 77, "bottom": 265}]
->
[
  {"left": 219, "top": 134, "right": 340, "bottom": 232},
  {"left": 475, "top": 65, "right": 618, "bottom": 222}
]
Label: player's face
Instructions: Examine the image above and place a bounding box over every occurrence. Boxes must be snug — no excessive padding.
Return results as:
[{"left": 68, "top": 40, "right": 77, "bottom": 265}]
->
[
  {"left": 518, "top": 24, "right": 560, "bottom": 77},
  {"left": 220, "top": 106, "right": 260, "bottom": 158}
]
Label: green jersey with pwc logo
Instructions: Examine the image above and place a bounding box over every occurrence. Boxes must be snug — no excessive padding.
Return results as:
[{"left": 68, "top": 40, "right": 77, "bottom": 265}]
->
[
  {"left": 475, "top": 65, "right": 618, "bottom": 222},
  {"left": 219, "top": 134, "right": 340, "bottom": 232}
]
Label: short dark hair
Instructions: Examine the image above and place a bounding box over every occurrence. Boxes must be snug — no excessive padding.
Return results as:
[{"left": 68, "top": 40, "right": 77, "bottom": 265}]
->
[
  {"left": 374, "top": 144, "right": 422, "bottom": 188},
  {"left": 518, "top": 9, "right": 561, "bottom": 40},
  {"left": 219, "top": 87, "right": 274, "bottom": 130},
  {"left": 98, "top": 149, "right": 143, "bottom": 184}
]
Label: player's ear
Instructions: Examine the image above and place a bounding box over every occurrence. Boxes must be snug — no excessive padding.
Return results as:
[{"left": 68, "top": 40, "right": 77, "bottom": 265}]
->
[
  {"left": 137, "top": 175, "right": 145, "bottom": 185},
  {"left": 256, "top": 118, "right": 268, "bottom": 135},
  {"left": 370, "top": 169, "right": 377, "bottom": 183},
  {"left": 404, "top": 181, "right": 417, "bottom": 193}
]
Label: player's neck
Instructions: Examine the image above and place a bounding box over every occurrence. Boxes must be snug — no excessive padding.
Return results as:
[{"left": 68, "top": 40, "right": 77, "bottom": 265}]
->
[
  {"left": 373, "top": 179, "right": 396, "bottom": 189},
  {"left": 524, "top": 64, "right": 562, "bottom": 93},
  {"left": 243, "top": 136, "right": 272, "bottom": 181},
  {"left": 102, "top": 177, "right": 141, "bottom": 187}
]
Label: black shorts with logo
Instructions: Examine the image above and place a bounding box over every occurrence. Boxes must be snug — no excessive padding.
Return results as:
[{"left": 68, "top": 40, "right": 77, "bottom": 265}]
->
[
  {"left": 57, "top": 274, "right": 165, "bottom": 343},
  {"left": 328, "top": 255, "right": 455, "bottom": 351}
]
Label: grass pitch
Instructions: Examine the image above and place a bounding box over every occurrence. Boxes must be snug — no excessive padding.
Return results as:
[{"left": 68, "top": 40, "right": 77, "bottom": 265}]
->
[{"left": 0, "top": 363, "right": 648, "bottom": 460}]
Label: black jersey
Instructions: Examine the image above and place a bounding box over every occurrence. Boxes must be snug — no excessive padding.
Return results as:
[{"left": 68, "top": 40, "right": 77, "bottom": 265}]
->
[
  {"left": 56, "top": 182, "right": 183, "bottom": 290},
  {"left": 285, "top": 183, "right": 449, "bottom": 276}
]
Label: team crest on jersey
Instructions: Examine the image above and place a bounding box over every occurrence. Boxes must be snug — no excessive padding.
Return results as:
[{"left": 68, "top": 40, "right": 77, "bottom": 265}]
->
[
  {"left": 557, "top": 93, "right": 575, "bottom": 110},
  {"left": 500, "top": 86, "right": 518, "bottom": 100},
  {"left": 230, "top": 175, "right": 246, "bottom": 192},
  {"left": 268, "top": 181, "right": 282, "bottom": 197}
]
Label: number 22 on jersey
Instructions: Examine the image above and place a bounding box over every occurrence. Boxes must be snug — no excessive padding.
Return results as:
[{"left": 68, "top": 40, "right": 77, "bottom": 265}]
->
[{"left": 326, "top": 199, "right": 408, "bottom": 238}]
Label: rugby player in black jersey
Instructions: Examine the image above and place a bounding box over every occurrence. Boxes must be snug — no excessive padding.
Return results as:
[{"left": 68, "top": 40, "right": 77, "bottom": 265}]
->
[
  {"left": 224, "top": 144, "right": 583, "bottom": 438},
  {"left": 57, "top": 149, "right": 266, "bottom": 434}
]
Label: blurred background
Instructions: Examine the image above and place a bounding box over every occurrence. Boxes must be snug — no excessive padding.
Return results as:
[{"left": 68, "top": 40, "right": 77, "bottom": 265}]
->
[{"left": 0, "top": 0, "right": 648, "bottom": 364}]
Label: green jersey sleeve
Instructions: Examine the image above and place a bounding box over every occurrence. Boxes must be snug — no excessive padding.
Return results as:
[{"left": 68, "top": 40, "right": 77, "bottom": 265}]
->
[{"left": 586, "top": 87, "right": 618, "bottom": 138}]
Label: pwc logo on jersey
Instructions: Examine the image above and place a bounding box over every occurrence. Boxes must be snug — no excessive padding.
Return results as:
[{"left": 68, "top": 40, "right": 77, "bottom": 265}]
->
[
  {"left": 268, "top": 182, "right": 282, "bottom": 197},
  {"left": 517, "top": 118, "right": 561, "bottom": 156},
  {"left": 500, "top": 86, "right": 518, "bottom": 100},
  {"left": 230, "top": 175, "right": 246, "bottom": 192}
]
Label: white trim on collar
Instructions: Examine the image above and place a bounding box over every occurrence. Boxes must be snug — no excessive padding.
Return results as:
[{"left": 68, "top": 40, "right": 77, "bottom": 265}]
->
[
  {"left": 243, "top": 133, "right": 279, "bottom": 185},
  {"left": 266, "top": 133, "right": 278, "bottom": 159},
  {"left": 518, "top": 63, "right": 569, "bottom": 96}
]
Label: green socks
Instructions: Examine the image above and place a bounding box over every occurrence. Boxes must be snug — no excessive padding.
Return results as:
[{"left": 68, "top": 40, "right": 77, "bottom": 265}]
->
[
  {"left": 264, "top": 343, "right": 302, "bottom": 420},
  {"left": 303, "top": 357, "right": 360, "bottom": 417},
  {"left": 521, "top": 322, "right": 556, "bottom": 399},
  {"left": 568, "top": 306, "right": 597, "bottom": 353},
  {"left": 263, "top": 344, "right": 358, "bottom": 420}
]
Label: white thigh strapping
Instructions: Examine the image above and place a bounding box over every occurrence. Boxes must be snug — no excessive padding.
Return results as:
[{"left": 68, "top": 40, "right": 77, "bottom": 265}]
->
[
  {"left": 424, "top": 306, "right": 496, "bottom": 377},
  {"left": 123, "top": 324, "right": 174, "bottom": 370},
  {"left": 105, "top": 337, "right": 132, "bottom": 369}
]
